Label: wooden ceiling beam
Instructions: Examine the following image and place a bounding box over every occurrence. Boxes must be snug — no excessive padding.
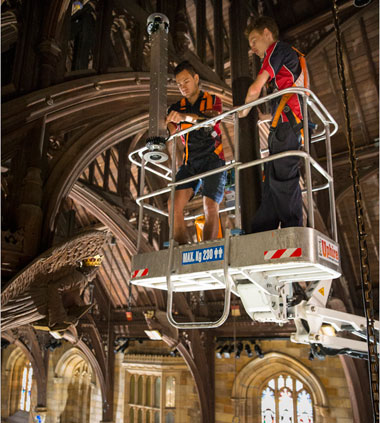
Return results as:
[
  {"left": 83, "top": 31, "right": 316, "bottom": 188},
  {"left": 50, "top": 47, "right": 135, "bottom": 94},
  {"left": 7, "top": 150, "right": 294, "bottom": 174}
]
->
[
  {"left": 102, "top": 244, "right": 130, "bottom": 307},
  {"left": 212, "top": 0, "right": 224, "bottom": 79},
  {"left": 184, "top": 5, "right": 196, "bottom": 47},
  {"left": 358, "top": 16, "right": 379, "bottom": 96},
  {"left": 307, "top": 2, "right": 376, "bottom": 59},
  {"left": 69, "top": 181, "right": 153, "bottom": 254},
  {"left": 102, "top": 149, "right": 111, "bottom": 191},
  {"left": 283, "top": 0, "right": 354, "bottom": 41},
  {"left": 321, "top": 48, "right": 345, "bottom": 123},
  {"left": 341, "top": 34, "right": 371, "bottom": 145},
  {"left": 195, "top": 0, "right": 206, "bottom": 62},
  {"left": 319, "top": 142, "right": 379, "bottom": 168}
]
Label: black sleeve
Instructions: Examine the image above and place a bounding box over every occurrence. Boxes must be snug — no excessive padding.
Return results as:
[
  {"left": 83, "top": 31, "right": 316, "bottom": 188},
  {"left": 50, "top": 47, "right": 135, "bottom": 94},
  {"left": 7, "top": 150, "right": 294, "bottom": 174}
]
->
[{"left": 167, "top": 101, "right": 180, "bottom": 115}]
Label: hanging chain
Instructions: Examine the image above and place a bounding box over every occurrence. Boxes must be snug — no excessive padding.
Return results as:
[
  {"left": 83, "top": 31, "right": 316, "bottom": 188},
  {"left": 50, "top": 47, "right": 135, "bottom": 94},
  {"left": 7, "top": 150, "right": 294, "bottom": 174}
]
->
[{"left": 331, "top": 2, "right": 379, "bottom": 421}]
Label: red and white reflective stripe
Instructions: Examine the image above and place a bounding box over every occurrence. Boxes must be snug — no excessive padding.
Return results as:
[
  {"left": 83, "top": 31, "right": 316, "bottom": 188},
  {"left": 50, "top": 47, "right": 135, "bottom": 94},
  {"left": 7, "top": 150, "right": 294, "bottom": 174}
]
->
[
  {"left": 132, "top": 268, "right": 149, "bottom": 278},
  {"left": 264, "top": 248, "right": 302, "bottom": 260}
]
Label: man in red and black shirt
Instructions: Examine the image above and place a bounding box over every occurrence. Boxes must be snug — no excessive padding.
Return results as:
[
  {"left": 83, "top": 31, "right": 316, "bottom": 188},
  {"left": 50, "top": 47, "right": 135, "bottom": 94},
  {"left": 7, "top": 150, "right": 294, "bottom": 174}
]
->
[
  {"left": 239, "top": 16, "right": 303, "bottom": 233},
  {"left": 166, "top": 61, "right": 226, "bottom": 244}
]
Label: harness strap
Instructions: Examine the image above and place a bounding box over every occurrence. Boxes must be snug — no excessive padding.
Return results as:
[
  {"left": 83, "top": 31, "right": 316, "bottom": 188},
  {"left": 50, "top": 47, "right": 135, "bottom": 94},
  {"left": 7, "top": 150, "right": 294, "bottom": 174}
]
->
[
  {"left": 269, "top": 47, "right": 308, "bottom": 145},
  {"left": 179, "top": 92, "right": 223, "bottom": 162},
  {"left": 180, "top": 97, "right": 186, "bottom": 111},
  {"left": 180, "top": 122, "right": 192, "bottom": 164},
  {"left": 214, "top": 143, "right": 223, "bottom": 156}
]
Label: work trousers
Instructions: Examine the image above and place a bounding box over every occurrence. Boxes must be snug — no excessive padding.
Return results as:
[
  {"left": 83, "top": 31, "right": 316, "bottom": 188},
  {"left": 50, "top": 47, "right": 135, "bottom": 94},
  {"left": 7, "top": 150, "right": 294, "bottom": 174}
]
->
[{"left": 250, "top": 122, "right": 303, "bottom": 233}]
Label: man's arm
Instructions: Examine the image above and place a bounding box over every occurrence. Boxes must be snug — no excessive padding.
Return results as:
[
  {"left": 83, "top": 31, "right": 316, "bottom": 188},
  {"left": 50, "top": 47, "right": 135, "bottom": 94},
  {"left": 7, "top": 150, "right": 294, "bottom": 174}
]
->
[
  {"left": 166, "top": 97, "right": 222, "bottom": 131},
  {"left": 239, "top": 70, "right": 270, "bottom": 118}
]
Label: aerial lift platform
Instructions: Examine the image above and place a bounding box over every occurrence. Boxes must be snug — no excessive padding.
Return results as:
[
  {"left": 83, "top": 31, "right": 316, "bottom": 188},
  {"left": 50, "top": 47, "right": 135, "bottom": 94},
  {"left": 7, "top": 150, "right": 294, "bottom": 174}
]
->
[{"left": 129, "top": 14, "right": 378, "bottom": 362}]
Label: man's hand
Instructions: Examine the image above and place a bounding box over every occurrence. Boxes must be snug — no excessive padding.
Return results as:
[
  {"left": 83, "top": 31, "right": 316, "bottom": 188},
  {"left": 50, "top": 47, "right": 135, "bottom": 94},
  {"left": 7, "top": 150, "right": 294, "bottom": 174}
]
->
[
  {"left": 258, "top": 109, "right": 272, "bottom": 121},
  {"left": 238, "top": 108, "right": 250, "bottom": 118},
  {"left": 166, "top": 110, "right": 187, "bottom": 125}
]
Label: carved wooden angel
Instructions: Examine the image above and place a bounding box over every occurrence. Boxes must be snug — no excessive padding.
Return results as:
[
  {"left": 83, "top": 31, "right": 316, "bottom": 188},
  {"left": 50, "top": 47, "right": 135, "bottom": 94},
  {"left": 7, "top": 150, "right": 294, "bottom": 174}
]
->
[{"left": 1, "top": 230, "right": 108, "bottom": 333}]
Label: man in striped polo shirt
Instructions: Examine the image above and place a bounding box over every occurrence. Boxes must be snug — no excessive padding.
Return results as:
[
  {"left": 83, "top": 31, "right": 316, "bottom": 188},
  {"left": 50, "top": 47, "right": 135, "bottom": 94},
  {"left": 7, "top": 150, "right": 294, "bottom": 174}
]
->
[
  {"left": 239, "top": 16, "right": 304, "bottom": 233},
  {"left": 166, "top": 61, "right": 226, "bottom": 244}
]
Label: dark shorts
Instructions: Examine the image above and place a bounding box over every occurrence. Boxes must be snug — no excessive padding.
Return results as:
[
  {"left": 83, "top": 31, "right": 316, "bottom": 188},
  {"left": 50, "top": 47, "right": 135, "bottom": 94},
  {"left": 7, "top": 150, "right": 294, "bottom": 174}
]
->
[{"left": 175, "top": 156, "right": 226, "bottom": 204}]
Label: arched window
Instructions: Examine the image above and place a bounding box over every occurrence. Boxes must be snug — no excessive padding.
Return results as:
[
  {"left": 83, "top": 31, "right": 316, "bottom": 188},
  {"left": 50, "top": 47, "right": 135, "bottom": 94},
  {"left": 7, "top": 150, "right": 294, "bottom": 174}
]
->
[
  {"left": 146, "top": 377, "right": 151, "bottom": 406},
  {"left": 19, "top": 362, "right": 33, "bottom": 412},
  {"left": 165, "top": 411, "right": 174, "bottom": 423},
  {"left": 154, "top": 377, "right": 161, "bottom": 407},
  {"left": 129, "top": 407, "right": 135, "bottom": 423},
  {"left": 165, "top": 377, "right": 175, "bottom": 408},
  {"left": 146, "top": 410, "right": 151, "bottom": 423},
  {"left": 154, "top": 411, "right": 160, "bottom": 423},
  {"left": 261, "top": 374, "right": 313, "bottom": 423},
  {"left": 130, "top": 375, "right": 136, "bottom": 403},
  {"left": 138, "top": 409, "right": 143, "bottom": 423},
  {"left": 231, "top": 352, "right": 329, "bottom": 423}
]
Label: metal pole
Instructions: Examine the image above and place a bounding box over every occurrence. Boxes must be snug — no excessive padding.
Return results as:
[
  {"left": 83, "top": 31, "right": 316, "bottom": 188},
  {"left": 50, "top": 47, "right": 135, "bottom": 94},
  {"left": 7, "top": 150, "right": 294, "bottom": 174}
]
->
[
  {"left": 325, "top": 124, "right": 338, "bottom": 241},
  {"left": 136, "top": 157, "right": 146, "bottom": 253},
  {"left": 147, "top": 13, "right": 169, "bottom": 139},
  {"left": 302, "top": 94, "right": 314, "bottom": 228},
  {"left": 139, "top": 13, "right": 169, "bottom": 252},
  {"left": 233, "top": 114, "right": 242, "bottom": 230},
  {"left": 166, "top": 135, "right": 177, "bottom": 318},
  {"left": 168, "top": 137, "right": 177, "bottom": 242}
]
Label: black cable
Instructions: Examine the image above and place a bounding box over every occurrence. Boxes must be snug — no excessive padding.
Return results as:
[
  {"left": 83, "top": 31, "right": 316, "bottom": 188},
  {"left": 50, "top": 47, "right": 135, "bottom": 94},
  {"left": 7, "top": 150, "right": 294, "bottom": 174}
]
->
[{"left": 331, "top": 2, "right": 379, "bottom": 421}]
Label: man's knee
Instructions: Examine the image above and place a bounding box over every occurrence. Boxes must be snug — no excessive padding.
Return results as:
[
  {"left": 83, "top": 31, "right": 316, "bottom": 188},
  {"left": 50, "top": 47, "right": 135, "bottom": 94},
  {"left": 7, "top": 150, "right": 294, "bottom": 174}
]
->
[
  {"left": 203, "top": 197, "right": 219, "bottom": 217},
  {"left": 169, "top": 189, "right": 193, "bottom": 216}
]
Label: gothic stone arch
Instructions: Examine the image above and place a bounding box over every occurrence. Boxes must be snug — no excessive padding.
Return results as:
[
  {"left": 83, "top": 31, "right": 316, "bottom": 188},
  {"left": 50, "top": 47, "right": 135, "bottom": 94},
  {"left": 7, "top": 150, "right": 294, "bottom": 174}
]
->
[{"left": 231, "top": 352, "right": 329, "bottom": 423}]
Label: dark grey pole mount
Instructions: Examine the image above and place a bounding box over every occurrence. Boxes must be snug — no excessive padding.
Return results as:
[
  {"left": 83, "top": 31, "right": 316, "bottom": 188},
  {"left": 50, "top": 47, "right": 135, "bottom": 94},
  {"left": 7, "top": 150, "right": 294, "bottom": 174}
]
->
[{"left": 144, "top": 13, "right": 170, "bottom": 163}]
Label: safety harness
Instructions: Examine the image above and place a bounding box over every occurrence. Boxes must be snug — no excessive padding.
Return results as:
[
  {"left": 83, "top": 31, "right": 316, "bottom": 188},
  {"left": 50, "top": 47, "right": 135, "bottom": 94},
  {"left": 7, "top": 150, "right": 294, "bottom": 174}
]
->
[
  {"left": 179, "top": 91, "right": 222, "bottom": 164},
  {"left": 269, "top": 47, "right": 309, "bottom": 145}
]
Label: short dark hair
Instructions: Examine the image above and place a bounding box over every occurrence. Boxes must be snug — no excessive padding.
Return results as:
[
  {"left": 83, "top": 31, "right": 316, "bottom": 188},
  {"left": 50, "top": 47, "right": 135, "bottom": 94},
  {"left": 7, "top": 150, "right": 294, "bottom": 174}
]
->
[
  {"left": 173, "top": 60, "right": 197, "bottom": 77},
  {"left": 245, "top": 16, "right": 279, "bottom": 41}
]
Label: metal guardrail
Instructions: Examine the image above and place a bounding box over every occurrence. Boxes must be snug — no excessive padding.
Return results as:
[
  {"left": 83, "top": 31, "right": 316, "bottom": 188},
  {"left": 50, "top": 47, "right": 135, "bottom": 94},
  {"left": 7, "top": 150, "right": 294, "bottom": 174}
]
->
[{"left": 129, "top": 87, "right": 339, "bottom": 329}]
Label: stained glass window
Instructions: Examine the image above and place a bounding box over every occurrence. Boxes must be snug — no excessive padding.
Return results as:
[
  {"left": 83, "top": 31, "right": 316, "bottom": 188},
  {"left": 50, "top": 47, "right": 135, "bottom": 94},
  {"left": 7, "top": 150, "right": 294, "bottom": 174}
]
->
[
  {"left": 261, "top": 374, "right": 314, "bottom": 423},
  {"left": 297, "top": 390, "right": 313, "bottom": 423},
  {"left": 261, "top": 386, "right": 275, "bottom": 423},
  {"left": 19, "top": 363, "right": 33, "bottom": 412},
  {"left": 279, "top": 388, "right": 293, "bottom": 423}
]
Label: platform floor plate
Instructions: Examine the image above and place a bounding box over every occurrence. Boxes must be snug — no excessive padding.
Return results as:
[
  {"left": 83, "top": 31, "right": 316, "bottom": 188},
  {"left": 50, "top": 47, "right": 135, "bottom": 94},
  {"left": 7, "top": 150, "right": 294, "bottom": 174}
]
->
[{"left": 131, "top": 227, "right": 341, "bottom": 292}]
